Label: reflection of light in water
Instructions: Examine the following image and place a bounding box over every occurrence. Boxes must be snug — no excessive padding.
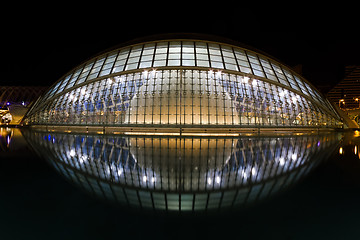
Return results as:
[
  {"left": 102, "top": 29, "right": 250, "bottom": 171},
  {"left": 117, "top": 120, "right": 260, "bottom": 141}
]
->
[
  {"left": 23, "top": 130, "right": 342, "bottom": 213},
  {"left": 215, "top": 176, "right": 221, "bottom": 184},
  {"left": 279, "top": 157, "right": 285, "bottom": 166},
  {"left": 69, "top": 149, "right": 76, "bottom": 157},
  {"left": 251, "top": 167, "right": 256, "bottom": 176},
  {"left": 0, "top": 127, "right": 13, "bottom": 149},
  {"left": 339, "top": 147, "right": 344, "bottom": 155}
]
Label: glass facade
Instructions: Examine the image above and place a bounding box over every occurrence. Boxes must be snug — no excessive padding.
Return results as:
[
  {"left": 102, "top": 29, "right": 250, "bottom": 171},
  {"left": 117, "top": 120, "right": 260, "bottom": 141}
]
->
[
  {"left": 23, "top": 130, "right": 341, "bottom": 212},
  {"left": 24, "top": 39, "right": 341, "bottom": 129}
]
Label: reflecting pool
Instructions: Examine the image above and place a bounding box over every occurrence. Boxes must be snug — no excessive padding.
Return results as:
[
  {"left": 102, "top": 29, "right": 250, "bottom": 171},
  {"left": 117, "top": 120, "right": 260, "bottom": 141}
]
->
[{"left": 22, "top": 129, "right": 342, "bottom": 213}]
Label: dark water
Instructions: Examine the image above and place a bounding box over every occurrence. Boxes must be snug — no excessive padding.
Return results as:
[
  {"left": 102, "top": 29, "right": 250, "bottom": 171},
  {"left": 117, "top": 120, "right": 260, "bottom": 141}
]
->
[{"left": 1, "top": 127, "right": 360, "bottom": 240}]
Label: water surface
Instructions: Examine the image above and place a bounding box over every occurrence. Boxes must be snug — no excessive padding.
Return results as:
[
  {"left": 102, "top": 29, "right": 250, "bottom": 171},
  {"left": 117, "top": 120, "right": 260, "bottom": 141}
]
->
[{"left": 1, "top": 127, "right": 360, "bottom": 239}]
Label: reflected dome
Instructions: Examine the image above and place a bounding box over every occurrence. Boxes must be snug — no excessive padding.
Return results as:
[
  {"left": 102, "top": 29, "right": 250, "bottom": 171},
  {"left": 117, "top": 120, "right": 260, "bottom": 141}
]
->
[{"left": 23, "top": 129, "right": 341, "bottom": 212}]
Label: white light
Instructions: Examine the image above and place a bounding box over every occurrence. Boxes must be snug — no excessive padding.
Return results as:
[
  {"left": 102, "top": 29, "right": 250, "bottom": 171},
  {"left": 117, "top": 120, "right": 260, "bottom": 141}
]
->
[
  {"left": 69, "top": 149, "right": 75, "bottom": 157},
  {"left": 215, "top": 176, "right": 221, "bottom": 184},
  {"left": 216, "top": 71, "right": 222, "bottom": 78},
  {"left": 107, "top": 79, "right": 113, "bottom": 84},
  {"left": 143, "top": 175, "right": 147, "bottom": 182},
  {"left": 241, "top": 170, "right": 247, "bottom": 179},
  {"left": 117, "top": 169, "right": 123, "bottom": 176},
  {"left": 81, "top": 89, "right": 86, "bottom": 95},
  {"left": 279, "top": 157, "right": 285, "bottom": 166},
  {"left": 242, "top": 76, "right": 249, "bottom": 84},
  {"left": 79, "top": 155, "right": 86, "bottom": 164},
  {"left": 143, "top": 70, "right": 148, "bottom": 76},
  {"left": 339, "top": 147, "right": 343, "bottom": 155},
  {"left": 207, "top": 177, "right": 212, "bottom": 184},
  {"left": 252, "top": 80, "right": 257, "bottom": 86},
  {"left": 279, "top": 91, "right": 285, "bottom": 97},
  {"left": 151, "top": 177, "right": 156, "bottom": 183},
  {"left": 292, "top": 96, "right": 297, "bottom": 103},
  {"left": 251, "top": 167, "right": 256, "bottom": 176},
  {"left": 69, "top": 94, "right": 74, "bottom": 100},
  {"left": 291, "top": 154, "right": 297, "bottom": 161},
  {"left": 151, "top": 69, "right": 157, "bottom": 76},
  {"left": 209, "top": 70, "right": 214, "bottom": 75}
]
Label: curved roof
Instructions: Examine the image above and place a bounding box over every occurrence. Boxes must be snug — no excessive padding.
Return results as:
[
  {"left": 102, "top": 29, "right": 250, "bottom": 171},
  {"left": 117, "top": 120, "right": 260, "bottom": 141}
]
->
[
  {"left": 25, "top": 38, "right": 341, "bottom": 128},
  {"left": 34, "top": 39, "right": 334, "bottom": 114}
]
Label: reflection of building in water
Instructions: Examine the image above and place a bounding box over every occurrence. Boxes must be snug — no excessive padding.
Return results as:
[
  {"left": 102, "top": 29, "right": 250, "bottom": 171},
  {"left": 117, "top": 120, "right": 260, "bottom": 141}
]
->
[
  {"left": 24, "top": 130, "right": 341, "bottom": 212},
  {"left": 0, "top": 127, "right": 13, "bottom": 150},
  {"left": 338, "top": 130, "right": 360, "bottom": 160},
  {"left": 23, "top": 37, "right": 343, "bottom": 130},
  {"left": 0, "top": 127, "right": 28, "bottom": 153}
]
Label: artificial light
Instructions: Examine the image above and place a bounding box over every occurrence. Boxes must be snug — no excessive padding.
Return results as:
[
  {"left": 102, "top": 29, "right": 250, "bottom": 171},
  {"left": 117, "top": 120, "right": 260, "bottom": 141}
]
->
[
  {"left": 69, "top": 149, "right": 76, "bottom": 157},
  {"left": 339, "top": 147, "right": 343, "bottom": 155},
  {"left": 242, "top": 76, "right": 249, "bottom": 84},
  {"left": 215, "top": 176, "right": 221, "bottom": 184}
]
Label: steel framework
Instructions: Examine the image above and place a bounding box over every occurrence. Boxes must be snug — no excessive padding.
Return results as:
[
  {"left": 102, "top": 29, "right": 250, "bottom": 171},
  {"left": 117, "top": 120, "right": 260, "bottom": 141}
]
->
[
  {"left": 24, "top": 39, "right": 342, "bottom": 130},
  {"left": 0, "top": 86, "right": 46, "bottom": 107}
]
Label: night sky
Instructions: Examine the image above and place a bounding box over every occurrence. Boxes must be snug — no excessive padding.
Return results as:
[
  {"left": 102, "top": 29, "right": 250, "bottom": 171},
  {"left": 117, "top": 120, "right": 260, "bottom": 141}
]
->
[{"left": 4, "top": 9, "right": 360, "bottom": 94}]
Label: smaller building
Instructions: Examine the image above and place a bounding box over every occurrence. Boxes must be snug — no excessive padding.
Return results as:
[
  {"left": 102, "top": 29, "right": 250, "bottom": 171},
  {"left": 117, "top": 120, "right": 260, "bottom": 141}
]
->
[
  {"left": 327, "top": 66, "right": 360, "bottom": 109},
  {"left": 327, "top": 66, "right": 360, "bottom": 126},
  {"left": 0, "top": 86, "right": 47, "bottom": 125}
]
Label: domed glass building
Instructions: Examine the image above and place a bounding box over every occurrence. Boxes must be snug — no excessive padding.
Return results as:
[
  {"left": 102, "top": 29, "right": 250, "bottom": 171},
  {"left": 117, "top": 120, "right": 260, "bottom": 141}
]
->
[{"left": 24, "top": 36, "right": 342, "bottom": 132}]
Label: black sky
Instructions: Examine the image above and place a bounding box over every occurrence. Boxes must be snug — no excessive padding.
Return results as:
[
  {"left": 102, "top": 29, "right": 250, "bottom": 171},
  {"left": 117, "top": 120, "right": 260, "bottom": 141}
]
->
[{"left": 4, "top": 8, "right": 360, "bottom": 93}]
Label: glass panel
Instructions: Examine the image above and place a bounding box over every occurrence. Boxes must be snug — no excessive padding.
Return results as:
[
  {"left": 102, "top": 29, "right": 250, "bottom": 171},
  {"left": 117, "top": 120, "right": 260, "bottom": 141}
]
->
[
  {"left": 142, "top": 43, "right": 155, "bottom": 55},
  {"left": 195, "top": 42, "right": 208, "bottom": 53},
  {"left": 271, "top": 62, "right": 289, "bottom": 86},
  {"left": 99, "top": 53, "right": 117, "bottom": 77},
  {"left": 197, "top": 59, "right": 210, "bottom": 67},
  {"left": 87, "top": 57, "right": 106, "bottom": 81},
  {"left": 182, "top": 41, "right": 194, "bottom": 53},
  {"left": 125, "top": 45, "right": 142, "bottom": 71},
  {"left": 112, "top": 48, "right": 130, "bottom": 73},
  {"left": 34, "top": 67, "right": 340, "bottom": 129},
  {"left": 182, "top": 59, "right": 195, "bottom": 66},
  {"left": 64, "top": 68, "right": 82, "bottom": 90}
]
